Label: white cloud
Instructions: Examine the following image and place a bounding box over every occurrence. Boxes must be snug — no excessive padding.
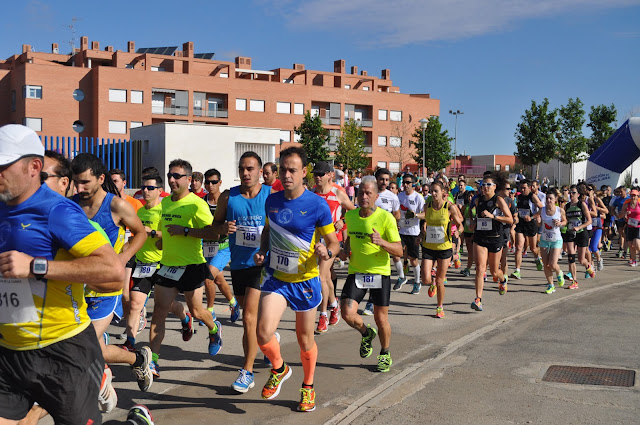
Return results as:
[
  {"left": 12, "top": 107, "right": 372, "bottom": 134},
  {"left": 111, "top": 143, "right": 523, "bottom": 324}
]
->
[{"left": 264, "top": 0, "right": 640, "bottom": 47}]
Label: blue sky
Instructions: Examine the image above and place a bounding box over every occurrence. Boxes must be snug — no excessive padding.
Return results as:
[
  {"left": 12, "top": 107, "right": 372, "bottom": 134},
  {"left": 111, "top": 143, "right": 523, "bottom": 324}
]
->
[{"left": 3, "top": 0, "right": 639, "bottom": 156}]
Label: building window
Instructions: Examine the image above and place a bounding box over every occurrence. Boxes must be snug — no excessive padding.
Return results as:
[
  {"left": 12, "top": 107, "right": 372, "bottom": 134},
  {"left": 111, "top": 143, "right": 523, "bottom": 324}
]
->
[
  {"left": 363, "top": 86, "right": 370, "bottom": 91},
  {"left": 378, "top": 136, "right": 387, "bottom": 146},
  {"left": 249, "top": 100, "right": 265, "bottom": 112},
  {"left": 220, "top": 73, "right": 228, "bottom": 78},
  {"left": 495, "top": 164, "right": 501, "bottom": 171},
  {"left": 24, "top": 117, "right": 42, "bottom": 132},
  {"left": 294, "top": 103, "right": 304, "bottom": 115},
  {"left": 108, "top": 120, "right": 127, "bottom": 134},
  {"left": 390, "top": 136, "right": 402, "bottom": 147},
  {"left": 130, "top": 121, "right": 143, "bottom": 129},
  {"left": 389, "top": 162, "right": 400, "bottom": 173},
  {"left": 24, "top": 85, "right": 42, "bottom": 99},
  {"left": 125, "top": 64, "right": 134, "bottom": 69},
  {"left": 283, "top": 79, "right": 293, "bottom": 84},
  {"left": 276, "top": 102, "right": 291, "bottom": 114},
  {"left": 151, "top": 66, "right": 165, "bottom": 72},
  {"left": 236, "top": 98, "right": 247, "bottom": 111},
  {"left": 279, "top": 130, "right": 291, "bottom": 143},
  {"left": 390, "top": 110, "right": 402, "bottom": 121},
  {"left": 344, "top": 84, "right": 351, "bottom": 89},
  {"left": 377, "top": 161, "right": 387, "bottom": 169},
  {"left": 10, "top": 90, "right": 16, "bottom": 111},
  {"left": 131, "top": 90, "right": 143, "bottom": 104},
  {"left": 505, "top": 165, "right": 511, "bottom": 172},
  {"left": 109, "top": 89, "right": 127, "bottom": 103},
  {"left": 294, "top": 133, "right": 301, "bottom": 143},
  {"left": 378, "top": 109, "right": 387, "bottom": 121},
  {"left": 236, "top": 143, "right": 274, "bottom": 178}
]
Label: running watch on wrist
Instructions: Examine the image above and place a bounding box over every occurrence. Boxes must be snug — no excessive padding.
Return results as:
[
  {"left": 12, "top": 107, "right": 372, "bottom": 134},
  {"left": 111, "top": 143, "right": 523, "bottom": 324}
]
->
[
  {"left": 150, "top": 230, "right": 157, "bottom": 238},
  {"left": 327, "top": 249, "right": 333, "bottom": 259},
  {"left": 31, "top": 257, "right": 48, "bottom": 280},
  {"left": 183, "top": 227, "right": 190, "bottom": 237}
]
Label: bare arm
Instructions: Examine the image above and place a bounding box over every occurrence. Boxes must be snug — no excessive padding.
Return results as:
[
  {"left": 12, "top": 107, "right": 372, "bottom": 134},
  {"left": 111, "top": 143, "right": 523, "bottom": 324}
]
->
[
  {"left": 532, "top": 193, "right": 544, "bottom": 209},
  {"left": 113, "top": 197, "right": 147, "bottom": 265},
  {"left": 449, "top": 203, "right": 463, "bottom": 229},
  {"left": 254, "top": 221, "right": 271, "bottom": 266},
  {"left": 315, "top": 230, "right": 340, "bottom": 261},
  {"left": 186, "top": 190, "right": 230, "bottom": 240}
]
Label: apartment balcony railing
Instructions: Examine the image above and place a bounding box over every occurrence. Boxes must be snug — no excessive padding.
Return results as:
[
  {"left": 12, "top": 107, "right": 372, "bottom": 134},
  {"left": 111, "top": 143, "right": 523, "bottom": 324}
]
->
[
  {"left": 152, "top": 106, "right": 189, "bottom": 116},
  {"left": 194, "top": 108, "right": 228, "bottom": 118},
  {"left": 363, "top": 146, "right": 373, "bottom": 153},
  {"left": 320, "top": 117, "right": 342, "bottom": 126}
]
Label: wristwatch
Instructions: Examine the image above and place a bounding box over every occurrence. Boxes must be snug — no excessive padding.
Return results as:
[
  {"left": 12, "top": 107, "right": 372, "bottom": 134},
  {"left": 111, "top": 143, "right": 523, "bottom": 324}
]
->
[
  {"left": 150, "top": 230, "right": 157, "bottom": 238},
  {"left": 31, "top": 257, "right": 48, "bottom": 280},
  {"left": 183, "top": 227, "right": 190, "bottom": 237},
  {"left": 327, "top": 249, "right": 333, "bottom": 259}
]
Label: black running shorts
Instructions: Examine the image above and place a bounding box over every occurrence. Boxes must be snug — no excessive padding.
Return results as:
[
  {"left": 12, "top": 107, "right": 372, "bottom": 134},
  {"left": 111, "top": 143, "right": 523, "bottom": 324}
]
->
[
  {"left": 230, "top": 266, "right": 263, "bottom": 296},
  {"left": 400, "top": 234, "right": 420, "bottom": 259},
  {"left": 155, "top": 263, "right": 212, "bottom": 292},
  {"left": 341, "top": 274, "right": 391, "bottom": 307}
]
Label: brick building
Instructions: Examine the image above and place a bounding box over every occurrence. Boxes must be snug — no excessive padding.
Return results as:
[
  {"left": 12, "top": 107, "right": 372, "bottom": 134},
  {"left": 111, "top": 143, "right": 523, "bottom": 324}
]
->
[{"left": 0, "top": 37, "right": 439, "bottom": 172}]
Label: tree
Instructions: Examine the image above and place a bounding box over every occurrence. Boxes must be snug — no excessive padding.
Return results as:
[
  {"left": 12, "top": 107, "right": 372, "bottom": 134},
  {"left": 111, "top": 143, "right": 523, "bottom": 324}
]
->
[
  {"left": 514, "top": 98, "right": 558, "bottom": 179},
  {"left": 556, "top": 97, "right": 588, "bottom": 184},
  {"left": 587, "top": 103, "right": 617, "bottom": 154},
  {"left": 385, "top": 118, "right": 415, "bottom": 170},
  {"left": 335, "top": 119, "right": 369, "bottom": 172},
  {"left": 294, "top": 111, "right": 329, "bottom": 164},
  {"left": 411, "top": 116, "right": 452, "bottom": 176}
]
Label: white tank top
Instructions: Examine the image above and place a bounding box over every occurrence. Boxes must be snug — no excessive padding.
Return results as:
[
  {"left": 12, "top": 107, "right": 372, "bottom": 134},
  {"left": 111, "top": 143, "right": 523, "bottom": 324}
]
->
[{"left": 541, "top": 206, "right": 562, "bottom": 242}]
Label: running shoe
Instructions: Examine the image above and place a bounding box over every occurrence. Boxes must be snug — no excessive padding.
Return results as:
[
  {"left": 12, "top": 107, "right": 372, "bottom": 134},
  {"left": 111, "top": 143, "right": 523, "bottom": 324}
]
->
[
  {"left": 561, "top": 250, "right": 567, "bottom": 256},
  {"left": 362, "top": 302, "right": 374, "bottom": 316},
  {"left": 616, "top": 249, "right": 623, "bottom": 258},
  {"left": 498, "top": 277, "right": 508, "bottom": 295},
  {"left": 99, "top": 366, "right": 118, "bottom": 413},
  {"left": 483, "top": 272, "right": 487, "bottom": 282},
  {"left": 597, "top": 258, "right": 604, "bottom": 271},
  {"left": 149, "top": 360, "right": 160, "bottom": 378},
  {"left": 230, "top": 302, "right": 241, "bottom": 323},
  {"left": 587, "top": 266, "right": 596, "bottom": 278},
  {"left": 315, "top": 314, "right": 328, "bottom": 334},
  {"left": 410, "top": 282, "right": 421, "bottom": 294},
  {"left": 231, "top": 369, "right": 255, "bottom": 393},
  {"left": 132, "top": 346, "right": 153, "bottom": 392},
  {"left": 360, "top": 325, "right": 377, "bottom": 358},
  {"left": 565, "top": 272, "right": 574, "bottom": 281},
  {"left": 557, "top": 274, "right": 565, "bottom": 287},
  {"left": 118, "top": 339, "right": 135, "bottom": 352},
  {"left": 138, "top": 307, "right": 147, "bottom": 335},
  {"left": 535, "top": 257, "right": 543, "bottom": 271},
  {"left": 622, "top": 252, "right": 627, "bottom": 260},
  {"left": 470, "top": 297, "right": 483, "bottom": 311},
  {"left": 298, "top": 387, "right": 316, "bottom": 412},
  {"left": 523, "top": 251, "right": 529, "bottom": 258},
  {"left": 545, "top": 283, "right": 556, "bottom": 294},
  {"left": 262, "top": 363, "right": 292, "bottom": 400},
  {"left": 569, "top": 281, "right": 579, "bottom": 290},
  {"left": 181, "top": 312, "right": 194, "bottom": 342},
  {"left": 393, "top": 276, "right": 407, "bottom": 291},
  {"left": 208, "top": 320, "right": 223, "bottom": 356},
  {"left": 127, "top": 404, "right": 154, "bottom": 425},
  {"left": 435, "top": 306, "right": 445, "bottom": 318},
  {"left": 427, "top": 284, "right": 437, "bottom": 298},
  {"left": 511, "top": 270, "right": 521, "bottom": 280},
  {"left": 606, "top": 240, "right": 612, "bottom": 251},
  {"left": 453, "top": 258, "right": 461, "bottom": 269},
  {"left": 461, "top": 268, "right": 470, "bottom": 277},
  {"left": 264, "top": 332, "right": 280, "bottom": 367},
  {"left": 329, "top": 304, "right": 341, "bottom": 326},
  {"left": 376, "top": 352, "right": 392, "bottom": 373},
  {"left": 584, "top": 270, "right": 591, "bottom": 279},
  {"left": 630, "top": 260, "right": 638, "bottom": 267},
  {"left": 200, "top": 310, "right": 217, "bottom": 327}
]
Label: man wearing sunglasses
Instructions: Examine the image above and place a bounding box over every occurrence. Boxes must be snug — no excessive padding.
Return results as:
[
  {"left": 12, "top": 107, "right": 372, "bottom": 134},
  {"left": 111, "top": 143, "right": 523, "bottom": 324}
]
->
[
  {"left": 42, "top": 150, "right": 73, "bottom": 197},
  {"left": 395, "top": 174, "right": 425, "bottom": 293}
]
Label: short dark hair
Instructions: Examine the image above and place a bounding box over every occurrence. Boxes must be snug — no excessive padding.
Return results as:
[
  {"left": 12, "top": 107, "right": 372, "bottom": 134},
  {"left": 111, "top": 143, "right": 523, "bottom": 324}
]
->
[
  {"left": 375, "top": 168, "right": 391, "bottom": 178},
  {"left": 403, "top": 174, "right": 415, "bottom": 183},
  {"left": 168, "top": 159, "right": 193, "bottom": 176},
  {"left": 44, "top": 150, "right": 72, "bottom": 196},
  {"left": 239, "top": 151, "right": 263, "bottom": 167},
  {"left": 519, "top": 178, "right": 530, "bottom": 187},
  {"left": 71, "top": 153, "right": 120, "bottom": 196},
  {"left": 142, "top": 174, "right": 163, "bottom": 186},
  {"left": 204, "top": 168, "right": 221, "bottom": 180},
  {"left": 141, "top": 166, "right": 160, "bottom": 179},
  {"left": 263, "top": 162, "right": 277, "bottom": 173},
  {"left": 280, "top": 146, "right": 308, "bottom": 167},
  {"left": 109, "top": 168, "right": 126, "bottom": 181},
  {"left": 192, "top": 171, "right": 203, "bottom": 182}
]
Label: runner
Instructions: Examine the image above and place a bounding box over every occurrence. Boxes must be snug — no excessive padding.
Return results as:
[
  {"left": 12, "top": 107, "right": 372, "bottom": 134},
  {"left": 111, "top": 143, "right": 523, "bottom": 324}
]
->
[
  {"left": 42, "top": 150, "right": 72, "bottom": 197},
  {"left": 533, "top": 188, "right": 567, "bottom": 294},
  {"left": 255, "top": 146, "right": 339, "bottom": 412},
  {"left": 460, "top": 190, "right": 476, "bottom": 277},
  {"left": 263, "top": 162, "right": 284, "bottom": 191},
  {"left": 149, "top": 159, "right": 222, "bottom": 378},
  {"left": 311, "top": 160, "right": 355, "bottom": 333},
  {"left": 564, "top": 185, "right": 596, "bottom": 289},
  {"left": 338, "top": 176, "right": 402, "bottom": 371},
  {"left": 421, "top": 182, "right": 463, "bottom": 318},
  {"left": 600, "top": 185, "right": 613, "bottom": 252},
  {"left": 612, "top": 186, "right": 629, "bottom": 258},
  {"left": 394, "top": 173, "right": 425, "bottom": 294},
  {"left": 193, "top": 154, "right": 271, "bottom": 393},
  {"left": 587, "top": 185, "right": 608, "bottom": 271},
  {"left": 618, "top": 187, "right": 640, "bottom": 266},
  {"left": 0, "top": 124, "right": 124, "bottom": 424},
  {"left": 511, "top": 179, "right": 543, "bottom": 279},
  {"left": 389, "top": 181, "right": 399, "bottom": 195},
  {"left": 133, "top": 166, "right": 170, "bottom": 201},
  {"left": 471, "top": 172, "right": 513, "bottom": 311},
  {"left": 190, "top": 171, "right": 207, "bottom": 198},
  {"left": 497, "top": 180, "right": 516, "bottom": 278}
]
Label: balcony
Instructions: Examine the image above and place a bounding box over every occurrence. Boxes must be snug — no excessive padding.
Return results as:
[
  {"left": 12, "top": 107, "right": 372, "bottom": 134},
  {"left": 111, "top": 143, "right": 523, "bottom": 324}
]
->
[
  {"left": 152, "top": 105, "right": 188, "bottom": 116},
  {"left": 363, "top": 145, "right": 372, "bottom": 154},
  {"left": 320, "top": 117, "right": 342, "bottom": 126},
  {"left": 194, "top": 108, "right": 228, "bottom": 118}
]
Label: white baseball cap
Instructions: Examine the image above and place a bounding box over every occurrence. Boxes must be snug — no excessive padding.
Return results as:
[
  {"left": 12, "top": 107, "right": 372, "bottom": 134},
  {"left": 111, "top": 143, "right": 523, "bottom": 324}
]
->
[{"left": 0, "top": 124, "right": 44, "bottom": 166}]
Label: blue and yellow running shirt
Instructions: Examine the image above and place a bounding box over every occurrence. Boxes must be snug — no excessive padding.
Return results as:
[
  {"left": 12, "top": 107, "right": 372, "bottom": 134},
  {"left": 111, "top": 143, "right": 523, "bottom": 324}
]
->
[
  {"left": 0, "top": 185, "right": 111, "bottom": 351},
  {"left": 265, "top": 190, "right": 334, "bottom": 283}
]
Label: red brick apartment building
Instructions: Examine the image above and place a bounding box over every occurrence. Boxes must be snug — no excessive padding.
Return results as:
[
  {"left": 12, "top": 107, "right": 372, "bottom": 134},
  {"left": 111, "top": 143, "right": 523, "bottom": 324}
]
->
[{"left": 0, "top": 37, "right": 439, "bottom": 172}]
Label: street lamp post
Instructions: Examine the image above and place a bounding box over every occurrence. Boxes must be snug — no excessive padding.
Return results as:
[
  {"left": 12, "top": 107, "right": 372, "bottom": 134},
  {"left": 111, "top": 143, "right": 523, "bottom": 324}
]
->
[
  {"left": 419, "top": 118, "right": 429, "bottom": 179},
  {"left": 449, "top": 110, "right": 463, "bottom": 174}
]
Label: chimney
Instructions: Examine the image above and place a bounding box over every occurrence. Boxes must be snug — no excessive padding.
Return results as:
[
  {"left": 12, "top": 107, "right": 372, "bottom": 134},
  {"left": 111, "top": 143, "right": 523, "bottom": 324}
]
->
[
  {"left": 127, "top": 41, "right": 135, "bottom": 53},
  {"left": 293, "top": 63, "right": 305, "bottom": 70},
  {"left": 80, "top": 36, "right": 88, "bottom": 50},
  {"left": 382, "top": 69, "right": 390, "bottom": 80},
  {"left": 91, "top": 41, "right": 99, "bottom": 50},
  {"left": 235, "top": 56, "right": 252, "bottom": 69},
  {"left": 51, "top": 43, "right": 59, "bottom": 54},
  {"left": 351, "top": 66, "right": 358, "bottom": 75},
  {"left": 182, "top": 42, "right": 193, "bottom": 58},
  {"left": 334, "top": 59, "right": 345, "bottom": 73},
  {"left": 105, "top": 46, "right": 113, "bottom": 52},
  {"left": 22, "top": 44, "right": 32, "bottom": 53},
  {"left": 361, "top": 70, "right": 368, "bottom": 76}
]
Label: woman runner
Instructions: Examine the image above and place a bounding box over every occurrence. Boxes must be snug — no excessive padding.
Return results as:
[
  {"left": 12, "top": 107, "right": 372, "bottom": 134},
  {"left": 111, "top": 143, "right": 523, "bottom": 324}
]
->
[
  {"left": 460, "top": 190, "right": 476, "bottom": 277},
  {"left": 564, "top": 185, "right": 596, "bottom": 289},
  {"left": 618, "top": 187, "right": 640, "bottom": 266},
  {"left": 533, "top": 188, "right": 567, "bottom": 294}
]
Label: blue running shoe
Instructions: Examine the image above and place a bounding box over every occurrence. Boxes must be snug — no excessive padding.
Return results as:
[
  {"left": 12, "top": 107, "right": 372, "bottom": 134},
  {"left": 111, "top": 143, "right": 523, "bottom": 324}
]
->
[
  {"left": 231, "top": 369, "right": 255, "bottom": 393},
  {"left": 230, "top": 302, "right": 241, "bottom": 323},
  {"left": 470, "top": 297, "right": 483, "bottom": 311},
  {"left": 208, "top": 321, "right": 223, "bottom": 356},
  {"left": 149, "top": 361, "right": 160, "bottom": 378}
]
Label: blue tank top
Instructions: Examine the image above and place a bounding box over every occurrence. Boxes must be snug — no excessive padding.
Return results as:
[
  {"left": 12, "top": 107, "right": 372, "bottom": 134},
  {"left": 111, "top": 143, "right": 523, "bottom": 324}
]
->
[
  {"left": 227, "top": 184, "right": 271, "bottom": 270},
  {"left": 74, "top": 192, "right": 124, "bottom": 252}
]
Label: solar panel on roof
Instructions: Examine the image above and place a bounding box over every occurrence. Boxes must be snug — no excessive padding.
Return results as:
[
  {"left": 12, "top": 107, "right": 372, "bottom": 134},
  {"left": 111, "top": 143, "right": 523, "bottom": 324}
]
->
[
  {"left": 135, "top": 46, "right": 178, "bottom": 56},
  {"left": 194, "top": 53, "right": 215, "bottom": 60}
]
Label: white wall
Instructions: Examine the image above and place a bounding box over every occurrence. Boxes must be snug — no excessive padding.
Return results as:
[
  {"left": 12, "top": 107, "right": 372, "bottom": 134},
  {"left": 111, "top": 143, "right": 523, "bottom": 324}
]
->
[{"left": 536, "top": 157, "right": 640, "bottom": 186}]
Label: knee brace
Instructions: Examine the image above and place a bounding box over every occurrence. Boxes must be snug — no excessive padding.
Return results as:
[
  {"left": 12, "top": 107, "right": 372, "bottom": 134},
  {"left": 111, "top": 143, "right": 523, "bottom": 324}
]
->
[{"left": 568, "top": 253, "right": 576, "bottom": 264}]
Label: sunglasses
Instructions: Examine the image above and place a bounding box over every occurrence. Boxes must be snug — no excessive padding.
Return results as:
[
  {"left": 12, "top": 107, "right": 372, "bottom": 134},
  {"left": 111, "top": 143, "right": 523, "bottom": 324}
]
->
[
  {"left": 167, "top": 172, "right": 187, "bottom": 180},
  {"left": 141, "top": 185, "right": 158, "bottom": 191},
  {"left": 313, "top": 173, "right": 326, "bottom": 177},
  {"left": 402, "top": 181, "right": 413, "bottom": 185},
  {"left": 41, "top": 172, "right": 62, "bottom": 179},
  {"left": 204, "top": 179, "right": 220, "bottom": 185},
  {"left": 504, "top": 187, "right": 511, "bottom": 190},
  {"left": 570, "top": 191, "right": 578, "bottom": 194},
  {"left": 481, "top": 182, "right": 495, "bottom": 187}
]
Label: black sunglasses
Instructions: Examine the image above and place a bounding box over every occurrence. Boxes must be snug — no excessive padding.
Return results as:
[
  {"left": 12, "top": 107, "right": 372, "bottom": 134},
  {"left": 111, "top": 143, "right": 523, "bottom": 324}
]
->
[
  {"left": 314, "top": 172, "right": 326, "bottom": 177},
  {"left": 167, "top": 172, "right": 187, "bottom": 180},
  {"left": 41, "top": 172, "right": 62, "bottom": 179},
  {"left": 141, "top": 185, "right": 158, "bottom": 191},
  {"left": 204, "top": 179, "right": 220, "bottom": 185},
  {"left": 402, "top": 181, "right": 413, "bottom": 185}
]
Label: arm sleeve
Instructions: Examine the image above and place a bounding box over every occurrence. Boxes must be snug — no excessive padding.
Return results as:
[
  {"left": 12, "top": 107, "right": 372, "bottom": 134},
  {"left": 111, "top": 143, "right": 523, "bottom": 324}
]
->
[{"left": 48, "top": 202, "right": 110, "bottom": 258}]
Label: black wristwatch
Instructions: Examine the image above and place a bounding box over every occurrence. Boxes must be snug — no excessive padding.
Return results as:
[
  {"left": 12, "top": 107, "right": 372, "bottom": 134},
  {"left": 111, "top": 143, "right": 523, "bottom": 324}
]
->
[
  {"left": 150, "top": 230, "right": 157, "bottom": 238},
  {"left": 31, "top": 257, "right": 48, "bottom": 281},
  {"left": 327, "top": 249, "right": 333, "bottom": 259},
  {"left": 183, "top": 227, "right": 190, "bottom": 237}
]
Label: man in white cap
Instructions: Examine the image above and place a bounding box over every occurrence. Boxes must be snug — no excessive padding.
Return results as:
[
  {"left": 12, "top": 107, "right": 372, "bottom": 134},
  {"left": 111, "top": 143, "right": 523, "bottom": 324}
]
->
[{"left": 0, "top": 124, "right": 124, "bottom": 424}]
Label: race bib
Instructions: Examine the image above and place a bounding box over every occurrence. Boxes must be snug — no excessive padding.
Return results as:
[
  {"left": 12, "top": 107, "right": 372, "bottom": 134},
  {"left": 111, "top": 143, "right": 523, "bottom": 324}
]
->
[
  {"left": 629, "top": 217, "right": 639, "bottom": 227},
  {"left": 425, "top": 226, "right": 446, "bottom": 244},
  {"left": 477, "top": 218, "right": 492, "bottom": 231},
  {"left": 132, "top": 262, "right": 158, "bottom": 279},
  {"left": 203, "top": 241, "right": 219, "bottom": 257},
  {"left": 157, "top": 265, "right": 186, "bottom": 281},
  {"left": 592, "top": 218, "right": 601, "bottom": 228},
  {"left": 269, "top": 247, "right": 299, "bottom": 274},
  {"left": 456, "top": 199, "right": 464, "bottom": 207},
  {"left": 568, "top": 219, "right": 581, "bottom": 230},
  {"left": 542, "top": 230, "right": 556, "bottom": 241},
  {"left": 125, "top": 228, "right": 132, "bottom": 243},
  {"left": 0, "top": 279, "right": 38, "bottom": 324},
  {"left": 465, "top": 218, "right": 472, "bottom": 228},
  {"left": 518, "top": 209, "right": 530, "bottom": 218},
  {"left": 355, "top": 274, "right": 382, "bottom": 289},
  {"left": 236, "top": 226, "right": 262, "bottom": 248}
]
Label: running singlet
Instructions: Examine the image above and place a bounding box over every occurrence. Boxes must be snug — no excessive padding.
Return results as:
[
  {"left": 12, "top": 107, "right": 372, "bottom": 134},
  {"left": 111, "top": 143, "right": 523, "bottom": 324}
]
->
[
  {"left": 265, "top": 190, "right": 334, "bottom": 283},
  {"left": 540, "top": 206, "right": 562, "bottom": 242},
  {"left": 227, "top": 184, "right": 271, "bottom": 270},
  {"left": 422, "top": 200, "right": 452, "bottom": 251},
  {"left": 475, "top": 195, "right": 501, "bottom": 238},
  {"left": 375, "top": 189, "right": 400, "bottom": 214},
  {"left": 345, "top": 208, "right": 400, "bottom": 275},
  {"left": 313, "top": 186, "right": 344, "bottom": 242},
  {"left": 204, "top": 196, "right": 229, "bottom": 251},
  {"left": 462, "top": 204, "right": 476, "bottom": 234},
  {"left": 398, "top": 191, "right": 425, "bottom": 236},
  {"left": 160, "top": 193, "right": 213, "bottom": 266},
  {"left": 136, "top": 203, "right": 163, "bottom": 263},
  {"left": 626, "top": 201, "right": 640, "bottom": 228},
  {"left": 0, "top": 185, "right": 110, "bottom": 350},
  {"left": 565, "top": 203, "right": 586, "bottom": 232},
  {"left": 516, "top": 192, "right": 536, "bottom": 222}
]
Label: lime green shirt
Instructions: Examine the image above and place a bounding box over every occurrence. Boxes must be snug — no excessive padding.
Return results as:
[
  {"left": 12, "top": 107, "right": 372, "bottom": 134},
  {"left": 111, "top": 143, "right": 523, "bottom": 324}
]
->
[{"left": 136, "top": 203, "right": 163, "bottom": 263}]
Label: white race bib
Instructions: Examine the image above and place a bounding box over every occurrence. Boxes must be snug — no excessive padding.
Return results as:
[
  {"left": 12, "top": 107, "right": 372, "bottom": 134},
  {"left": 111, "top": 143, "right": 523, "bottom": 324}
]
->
[
  {"left": 269, "top": 247, "right": 299, "bottom": 274},
  {"left": 542, "top": 230, "right": 556, "bottom": 241},
  {"left": 518, "top": 209, "right": 530, "bottom": 218},
  {"left": 157, "top": 265, "right": 186, "bottom": 281},
  {"left": 0, "top": 278, "right": 38, "bottom": 324},
  {"left": 236, "top": 226, "right": 262, "bottom": 248},
  {"left": 203, "top": 241, "right": 219, "bottom": 258},
  {"left": 568, "top": 219, "right": 581, "bottom": 230},
  {"left": 355, "top": 274, "right": 382, "bottom": 289},
  {"left": 629, "top": 217, "right": 639, "bottom": 227},
  {"left": 125, "top": 228, "right": 132, "bottom": 243},
  {"left": 456, "top": 199, "right": 464, "bottom": 207},
  {"left": 425, "top": 226, "right": 446, "bottom": 244},
  {"left": 477, "top": 218, "right": 493, "bottom": 231},
  {"left": 132, "top": 262, "right": 158, "bottom": 279}
]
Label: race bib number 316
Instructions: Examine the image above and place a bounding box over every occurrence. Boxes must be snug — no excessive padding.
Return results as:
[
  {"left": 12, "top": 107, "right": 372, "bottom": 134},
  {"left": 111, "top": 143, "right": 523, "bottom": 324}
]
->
[{"left": 0, "top": 279, "right": 38, "bottom": 324}]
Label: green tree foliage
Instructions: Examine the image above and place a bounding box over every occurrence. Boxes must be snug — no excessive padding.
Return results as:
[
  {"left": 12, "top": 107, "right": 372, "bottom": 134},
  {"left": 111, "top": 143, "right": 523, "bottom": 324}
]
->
[
  {"left": 335, "top": 119, "right": 369, "bottom": 172},
  {"left": 294, "top": 111, "right": 329, "bottom": 164},
  {"left": 514, "top": 98, "right": 558, "bottom": 179},
  {"left": 556, "top": 98, "right": 588, "bottom": 183},
  {"left": 411, "top": 116, "right": 452, "bottom": 174},
  {"left": 587, "top": 104, "right": 617, "bottom": 154}
]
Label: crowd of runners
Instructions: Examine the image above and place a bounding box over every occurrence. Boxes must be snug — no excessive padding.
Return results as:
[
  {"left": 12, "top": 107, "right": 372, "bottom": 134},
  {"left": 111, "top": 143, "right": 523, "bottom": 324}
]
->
[{"left": 1, "top": 123, "right": 638, "bottom": 424}]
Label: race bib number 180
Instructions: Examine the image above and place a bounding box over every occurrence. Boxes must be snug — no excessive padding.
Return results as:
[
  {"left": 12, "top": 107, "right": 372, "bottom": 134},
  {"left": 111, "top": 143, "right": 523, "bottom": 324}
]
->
[
  {"left": 0, "top": 278, "right": 38, "bottom": 324},
  {"left": 132, "top": 262, "right": 158, "bottom": 279}
]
